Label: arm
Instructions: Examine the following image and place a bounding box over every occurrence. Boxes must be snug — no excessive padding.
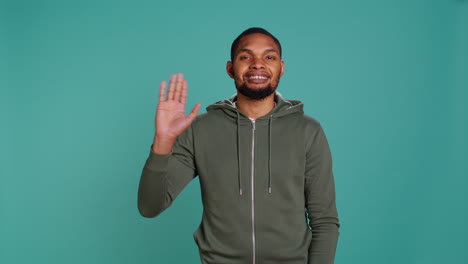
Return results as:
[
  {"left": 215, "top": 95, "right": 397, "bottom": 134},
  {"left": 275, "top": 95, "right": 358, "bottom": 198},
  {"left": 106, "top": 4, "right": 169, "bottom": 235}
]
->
[
  {"left": 137, "top": 73, "right": 201, "bottom": 218},
  {"left": 305, "top": 125, "right": 340, "bottom": 264}
]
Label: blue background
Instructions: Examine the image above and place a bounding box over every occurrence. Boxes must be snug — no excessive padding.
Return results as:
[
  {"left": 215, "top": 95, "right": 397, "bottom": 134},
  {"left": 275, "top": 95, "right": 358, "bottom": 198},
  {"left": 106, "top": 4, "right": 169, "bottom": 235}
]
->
[{"left": 2, "top": 0, "right": 467, "bottom": 263}]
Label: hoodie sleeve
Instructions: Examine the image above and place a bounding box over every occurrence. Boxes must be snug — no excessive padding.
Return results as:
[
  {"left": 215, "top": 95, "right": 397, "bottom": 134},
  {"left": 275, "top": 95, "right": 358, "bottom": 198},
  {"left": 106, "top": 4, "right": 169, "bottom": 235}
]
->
[
  {"left": 137, "top": 126, "right": 197, "bottom": 218},
  {"left": 305, "top": 125, "right": 340, "bottom": 264}
]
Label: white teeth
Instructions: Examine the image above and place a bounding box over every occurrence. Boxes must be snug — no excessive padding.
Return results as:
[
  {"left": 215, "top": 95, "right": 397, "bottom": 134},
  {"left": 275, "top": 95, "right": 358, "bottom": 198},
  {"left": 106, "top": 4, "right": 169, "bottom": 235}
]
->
[{"left": 248, "top": 76, "right": 268, "bottom": 79}]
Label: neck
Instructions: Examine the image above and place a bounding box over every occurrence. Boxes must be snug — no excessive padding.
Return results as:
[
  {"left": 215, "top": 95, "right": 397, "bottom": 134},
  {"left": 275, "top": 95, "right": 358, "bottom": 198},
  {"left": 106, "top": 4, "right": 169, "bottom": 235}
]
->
[{"left": 235, "top": 93, "right": 276, "bottom": 119}]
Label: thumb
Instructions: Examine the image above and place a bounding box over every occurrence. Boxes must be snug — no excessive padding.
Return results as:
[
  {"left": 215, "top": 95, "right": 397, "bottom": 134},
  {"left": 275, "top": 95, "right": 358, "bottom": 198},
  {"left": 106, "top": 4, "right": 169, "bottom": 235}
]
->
[{"left": 187, "top": 103, "right": 201, "bottom": 121}]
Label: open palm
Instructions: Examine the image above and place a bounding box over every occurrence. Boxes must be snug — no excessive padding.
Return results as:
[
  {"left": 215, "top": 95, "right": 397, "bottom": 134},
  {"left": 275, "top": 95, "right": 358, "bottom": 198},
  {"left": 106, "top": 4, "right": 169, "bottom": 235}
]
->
[{"left": 154, "top": 73, "right": 201, "bottom": 150}]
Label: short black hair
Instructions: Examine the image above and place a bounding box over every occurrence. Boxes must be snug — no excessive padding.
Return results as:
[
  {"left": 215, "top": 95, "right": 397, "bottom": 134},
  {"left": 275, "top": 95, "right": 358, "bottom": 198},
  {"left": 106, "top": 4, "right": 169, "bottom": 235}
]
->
[{"left": 230, "top": 27, "right": 282, "bottom": 61}]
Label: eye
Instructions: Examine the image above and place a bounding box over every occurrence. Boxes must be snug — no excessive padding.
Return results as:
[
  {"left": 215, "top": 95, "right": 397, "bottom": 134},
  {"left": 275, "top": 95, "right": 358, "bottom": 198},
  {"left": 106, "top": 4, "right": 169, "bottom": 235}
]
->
[
  {"left": 265, "top": 55, "right": 276, "bottom": 60},
  {"left": 239, "top": 55, "right": 250, "bottom": 60}
]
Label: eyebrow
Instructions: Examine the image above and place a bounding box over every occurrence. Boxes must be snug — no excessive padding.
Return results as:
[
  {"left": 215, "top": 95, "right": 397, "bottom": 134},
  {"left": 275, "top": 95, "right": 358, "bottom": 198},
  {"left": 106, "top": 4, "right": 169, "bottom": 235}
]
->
[{"left": 237, "top": 48, "right": 279, "bottom": 54}]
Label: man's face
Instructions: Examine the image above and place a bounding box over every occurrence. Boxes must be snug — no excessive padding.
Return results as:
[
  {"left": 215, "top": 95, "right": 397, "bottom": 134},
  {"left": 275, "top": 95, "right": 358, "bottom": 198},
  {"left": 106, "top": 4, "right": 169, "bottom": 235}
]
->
[{"left": 227, "top": 33, "right": 284, "bottom": 100}]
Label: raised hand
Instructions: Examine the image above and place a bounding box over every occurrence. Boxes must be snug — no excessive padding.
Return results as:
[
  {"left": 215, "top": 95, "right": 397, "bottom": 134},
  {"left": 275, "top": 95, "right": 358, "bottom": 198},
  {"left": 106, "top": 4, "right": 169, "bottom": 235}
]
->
[{"left": 152, "top": 73, "right": 201, "bottom": 154}]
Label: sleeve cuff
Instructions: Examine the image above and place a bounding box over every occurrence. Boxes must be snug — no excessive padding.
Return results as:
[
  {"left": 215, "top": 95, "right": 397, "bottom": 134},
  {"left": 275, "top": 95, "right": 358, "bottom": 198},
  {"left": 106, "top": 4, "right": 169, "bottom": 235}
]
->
[{"left": 144, "top": 146, "right": 172, "bottom": 171}]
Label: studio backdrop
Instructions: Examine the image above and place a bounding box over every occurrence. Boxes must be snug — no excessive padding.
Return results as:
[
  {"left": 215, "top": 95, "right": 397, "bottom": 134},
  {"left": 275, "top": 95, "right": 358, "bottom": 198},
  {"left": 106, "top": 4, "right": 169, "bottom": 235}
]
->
[{"left": 2, "top": 0, "right": 467, "bottom": 263}]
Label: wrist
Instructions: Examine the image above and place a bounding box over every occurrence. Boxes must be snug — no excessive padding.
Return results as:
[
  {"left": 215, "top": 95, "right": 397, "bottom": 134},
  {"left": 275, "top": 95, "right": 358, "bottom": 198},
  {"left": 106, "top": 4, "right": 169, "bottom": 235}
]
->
[{"left": 152, "top": 136, "right": 175, "bottom": 154}]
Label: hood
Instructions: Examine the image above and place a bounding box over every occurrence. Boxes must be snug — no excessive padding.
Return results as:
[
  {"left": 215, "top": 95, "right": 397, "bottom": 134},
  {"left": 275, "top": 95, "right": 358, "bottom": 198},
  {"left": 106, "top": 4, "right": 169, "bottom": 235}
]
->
[
  {"left": 205, "top": 92, "right": 304, "bottom": 196},
  {"left": 206, "top": 92, "right": 304, "bottom": 119}
]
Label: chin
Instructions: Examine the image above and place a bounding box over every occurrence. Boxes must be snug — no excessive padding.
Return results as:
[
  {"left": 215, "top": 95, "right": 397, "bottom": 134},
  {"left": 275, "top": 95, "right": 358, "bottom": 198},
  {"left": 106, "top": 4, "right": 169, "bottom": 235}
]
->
[{"left": 236, "top": 83, "right": 276, "bottom": 100}]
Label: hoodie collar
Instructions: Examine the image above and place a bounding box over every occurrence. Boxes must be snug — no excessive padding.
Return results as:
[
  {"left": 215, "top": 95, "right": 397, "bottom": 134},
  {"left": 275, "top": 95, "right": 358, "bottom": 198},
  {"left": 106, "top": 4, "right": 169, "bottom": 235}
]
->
[{"left": 206, "top": 92, "right": 304, "bottom": 119}]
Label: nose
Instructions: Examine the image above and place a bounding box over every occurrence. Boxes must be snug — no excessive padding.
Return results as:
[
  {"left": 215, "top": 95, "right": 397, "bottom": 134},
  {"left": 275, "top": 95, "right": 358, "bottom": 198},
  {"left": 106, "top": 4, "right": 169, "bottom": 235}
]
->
[{"left": 249, "top": 57, "right": 265, "bottom": 70}]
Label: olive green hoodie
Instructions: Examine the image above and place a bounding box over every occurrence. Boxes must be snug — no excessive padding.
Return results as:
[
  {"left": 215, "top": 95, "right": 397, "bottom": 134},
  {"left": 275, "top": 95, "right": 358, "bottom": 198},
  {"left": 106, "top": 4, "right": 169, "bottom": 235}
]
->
[{"left": 138, "top": 93, "right": 339, "bottom": 264}]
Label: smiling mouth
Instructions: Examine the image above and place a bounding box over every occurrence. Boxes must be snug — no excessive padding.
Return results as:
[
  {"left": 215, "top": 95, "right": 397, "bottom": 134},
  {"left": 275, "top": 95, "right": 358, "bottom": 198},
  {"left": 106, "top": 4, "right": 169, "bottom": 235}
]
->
[
  {"left": 245, "top": 72, "right": 270, "bottom": 84},
  {"left": 246, "top": 76, "right": 269, "bottom": 84},
  {"left": 248, "top": 75, "right": 268, "bottom": 80}
]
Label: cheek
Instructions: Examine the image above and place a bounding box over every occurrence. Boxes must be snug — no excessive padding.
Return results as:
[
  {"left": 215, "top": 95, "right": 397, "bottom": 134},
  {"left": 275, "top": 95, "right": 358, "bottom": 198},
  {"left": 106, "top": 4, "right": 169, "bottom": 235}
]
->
[
  {"left": 233, "top": 64, "right": 247, "bottom": 74},
  {"left": 234, "top": 76, "right": 244, "bottom": 84},
  {"left": 274, "top": 67, "right": 283, "bottom": 78},
  {"left": 231, "top": 72, "right": 243, "bottom": 83},
  {"left": 233, "top": 70, "right": 244, "bottom": 81}
]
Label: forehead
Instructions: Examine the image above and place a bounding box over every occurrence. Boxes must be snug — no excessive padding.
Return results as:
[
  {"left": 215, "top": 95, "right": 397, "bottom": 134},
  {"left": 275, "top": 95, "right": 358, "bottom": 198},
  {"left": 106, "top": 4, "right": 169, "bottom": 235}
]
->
[{"left": 235, "top": 33, "right": 280, "bottom": 53}]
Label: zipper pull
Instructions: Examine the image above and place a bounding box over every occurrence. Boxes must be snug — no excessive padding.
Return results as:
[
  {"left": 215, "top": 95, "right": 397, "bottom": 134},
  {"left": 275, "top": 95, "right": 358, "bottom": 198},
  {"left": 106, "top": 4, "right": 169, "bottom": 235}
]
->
[{"left": 251, "top": 119, "right": 256, "bottom": 130}]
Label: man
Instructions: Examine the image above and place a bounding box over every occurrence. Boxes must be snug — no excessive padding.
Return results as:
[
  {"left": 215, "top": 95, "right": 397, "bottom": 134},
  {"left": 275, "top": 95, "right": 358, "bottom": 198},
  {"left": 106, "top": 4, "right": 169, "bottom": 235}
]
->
[{"left": 138, "top": 27, "right": 340, "bottom": 264}]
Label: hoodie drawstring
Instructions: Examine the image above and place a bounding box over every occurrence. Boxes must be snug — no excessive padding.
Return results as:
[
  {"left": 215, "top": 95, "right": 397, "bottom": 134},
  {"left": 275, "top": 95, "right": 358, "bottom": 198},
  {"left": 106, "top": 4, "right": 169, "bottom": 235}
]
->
[
  {"left": 235, "top": 106, "right": 274, "bottom": 195},
  {"left": 209, "top": 94, "right": 302, "bottom": 197},
  {"left": 237, "top": 111, "right": 243, "bottom": 196},
  {"left": 268, "top": 115, "right": 272, "bottom": 194}
]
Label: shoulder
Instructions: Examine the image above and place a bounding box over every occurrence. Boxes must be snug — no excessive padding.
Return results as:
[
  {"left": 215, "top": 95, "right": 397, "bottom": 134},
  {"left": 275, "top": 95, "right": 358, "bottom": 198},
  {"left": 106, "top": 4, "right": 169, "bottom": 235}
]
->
[
  {"left": 193, "top": 112, "right": 210, "bottom": 123},
  {"left": 191, "top": 110, "right": 235, "bottom": 131},
  {"left": 301, "top": 113, "right": 322, "bottom": 128},
  {"left": 193, "top": 110, "right": 225, "bottom": 124},
  {"left": 289, "top": 112, "right": 323, "bottom": 135}
]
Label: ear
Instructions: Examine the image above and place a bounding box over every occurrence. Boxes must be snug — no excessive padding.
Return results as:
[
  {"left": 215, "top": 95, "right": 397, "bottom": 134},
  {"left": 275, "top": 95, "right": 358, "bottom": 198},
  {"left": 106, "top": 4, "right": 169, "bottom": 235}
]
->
[
  {"left": 280, "top": 60, "right": 285, "bottom": 77},
  {"left": 226, "top": 61, "right": 234, "bottom": 79}
]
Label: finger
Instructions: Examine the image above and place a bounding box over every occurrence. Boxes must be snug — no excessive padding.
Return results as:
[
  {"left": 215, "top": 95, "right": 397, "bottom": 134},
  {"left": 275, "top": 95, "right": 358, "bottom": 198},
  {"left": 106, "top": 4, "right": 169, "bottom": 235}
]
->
[
  {"left": 180, "top": 80, "right": 188, "bottom": 105},
  {"left": 159, "top": 80, "right": 167, "bottom": 102},
  {"left": 174, "top": 72, "right": 184, "bottom": 102},
  {"left": 167, "top": 74, "right": 176, "bottom": 100},
  {"left": 188, "top": 103, "right": 201, "bottom": 120}
]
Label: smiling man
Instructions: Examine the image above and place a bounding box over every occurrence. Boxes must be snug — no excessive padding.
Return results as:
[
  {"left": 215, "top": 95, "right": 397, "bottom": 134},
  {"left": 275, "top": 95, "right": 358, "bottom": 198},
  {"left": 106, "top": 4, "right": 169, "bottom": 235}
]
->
[{"left": 138, "top": 27, "right": 340, "bottom": 264}]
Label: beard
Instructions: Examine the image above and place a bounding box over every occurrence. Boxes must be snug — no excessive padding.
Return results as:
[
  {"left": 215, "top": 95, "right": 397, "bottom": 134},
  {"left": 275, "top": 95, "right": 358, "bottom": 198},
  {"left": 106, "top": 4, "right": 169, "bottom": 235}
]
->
[{"left": 236, "top": 79, "right": 279, "bottom": 100}]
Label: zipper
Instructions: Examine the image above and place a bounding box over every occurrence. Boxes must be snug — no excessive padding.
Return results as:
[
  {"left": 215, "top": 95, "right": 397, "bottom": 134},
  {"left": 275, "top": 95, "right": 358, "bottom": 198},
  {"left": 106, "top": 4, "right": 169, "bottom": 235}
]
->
[{"left": 250, "top": 119, "right": 256, "bottom": 264}]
